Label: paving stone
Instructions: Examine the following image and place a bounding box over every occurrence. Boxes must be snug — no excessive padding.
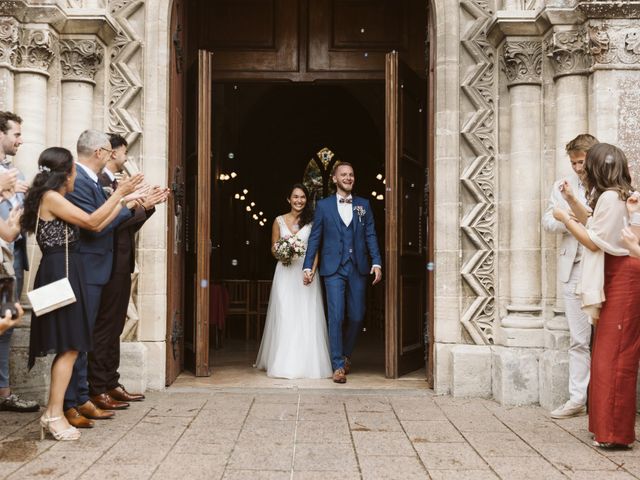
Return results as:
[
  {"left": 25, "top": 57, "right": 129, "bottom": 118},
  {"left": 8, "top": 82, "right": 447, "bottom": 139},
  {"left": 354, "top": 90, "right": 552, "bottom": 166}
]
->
[
  {"left": 237, "top": 419, "right": 295, "bottom": 443},
  {"left": 463, "top": 431, "right": 538, "bottom": 457},
  {"left": 78, "top": 463, "right": 156, "bottom": 480},
  {"left": 352, "top": 430, "right": 415, "bottom": 456},
  {"left": 344, "top": 397, "right": 393, "bottom": 413},
  {"left": 295, "top": 420, "right": 351, "bottom": 444},
  {"left": 536, "top": 442, "right": 620, "bottom": 472},
  {"left": 427, "top": 470, "right": 500, "bottom": 480},
  {"left": 348, "top": 411, "right": 402, "bottom": 432},
  {"left": 485, "top": 456, "right": 569, "bottom": 480},
  {"left": 292, "top": 472, "right": 361, "bottom": 480},
  {"left": 228, "top": 441, "right": 293, "bottom": 471},
  {"left": 248, "top": 403, "right": 298, "bottom": 421},
  {"left": 297, "top": 403, "right": 347, "bottom": 422},
  {"left": 563, "top": 471, "right": 638, "bottom": 480},
  {"left": 5, "top": 449, "right": 102, "bottom": 480},
  {"left": 442, "top": 413, "right": 510, "bottom": 433},
  {"left": 510, "top": 421, "right": 580, "bottom": 446},
  {"left": 359, "top": 455, "right": 427, "bottom": 479},
  {"left": 222, "top": 470, "right": 291, "bottom": 480},
  {"left": 293, "top": 442, "right": 358, "bottom": 472},
  {"left": 173, "top": 428, "right": 237, "bottom": 456},
  {"left": 152, "top": 452, "right": 228, "bottom": 479},
  {"left": 401, "top": 420, "right": 465, "bottom": 443},
  {"left": 414, "top": 442, "right": 488, "bottom": 470}
]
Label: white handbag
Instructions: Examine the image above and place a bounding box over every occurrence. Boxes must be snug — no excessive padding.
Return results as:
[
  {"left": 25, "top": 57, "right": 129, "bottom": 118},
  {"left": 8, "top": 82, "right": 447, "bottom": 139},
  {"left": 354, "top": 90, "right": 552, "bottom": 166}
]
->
[{"left": 26, "top": 213, "right": 77, "bottom": 317}]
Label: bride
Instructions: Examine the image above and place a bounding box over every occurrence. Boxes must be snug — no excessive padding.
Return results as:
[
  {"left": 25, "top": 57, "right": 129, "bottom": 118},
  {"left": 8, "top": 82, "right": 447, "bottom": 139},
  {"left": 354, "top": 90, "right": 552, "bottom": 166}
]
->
[{"left": 255, "top": 183, "right": 332, "bottom": 379}]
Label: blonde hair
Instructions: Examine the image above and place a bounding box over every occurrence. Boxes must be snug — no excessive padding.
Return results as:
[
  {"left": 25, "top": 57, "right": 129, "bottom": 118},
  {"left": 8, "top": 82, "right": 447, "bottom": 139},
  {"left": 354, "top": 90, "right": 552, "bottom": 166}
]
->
[{"left": 565, "top": 134, "right": 598, "bottom": 155}]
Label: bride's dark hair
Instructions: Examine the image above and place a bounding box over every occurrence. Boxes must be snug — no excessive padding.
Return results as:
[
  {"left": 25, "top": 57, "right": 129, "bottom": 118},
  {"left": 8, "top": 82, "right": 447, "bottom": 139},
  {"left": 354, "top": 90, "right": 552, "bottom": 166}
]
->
[{"left": 289, "top": 183, "right": 314, "bottom": 228}]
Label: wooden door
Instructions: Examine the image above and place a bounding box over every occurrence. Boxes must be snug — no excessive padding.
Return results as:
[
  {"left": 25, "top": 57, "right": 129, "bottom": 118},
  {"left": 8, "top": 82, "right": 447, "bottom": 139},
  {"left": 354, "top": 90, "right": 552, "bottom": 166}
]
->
[
  {"left": 385, "top": 51, "right": 427, "bottom": 378},
  {"left": 166, "top": 0, "right": 186, "bottom": 386},
  {"left": 194, "top": 49, "right": 213, "bottom": 376}
]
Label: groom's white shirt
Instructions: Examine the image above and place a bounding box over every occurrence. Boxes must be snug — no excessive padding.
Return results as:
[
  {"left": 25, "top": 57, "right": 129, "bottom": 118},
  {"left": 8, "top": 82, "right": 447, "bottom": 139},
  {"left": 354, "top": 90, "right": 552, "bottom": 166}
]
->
[{"left": 337, "top": 194, "right": 353, "bottom": 226}]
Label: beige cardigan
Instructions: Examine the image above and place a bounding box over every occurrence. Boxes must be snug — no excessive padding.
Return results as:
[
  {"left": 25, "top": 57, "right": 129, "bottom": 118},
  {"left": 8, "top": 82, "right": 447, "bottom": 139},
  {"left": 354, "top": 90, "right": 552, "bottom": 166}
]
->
[{"left": 576, "top": 190, "right": 629, "bottom": 321}]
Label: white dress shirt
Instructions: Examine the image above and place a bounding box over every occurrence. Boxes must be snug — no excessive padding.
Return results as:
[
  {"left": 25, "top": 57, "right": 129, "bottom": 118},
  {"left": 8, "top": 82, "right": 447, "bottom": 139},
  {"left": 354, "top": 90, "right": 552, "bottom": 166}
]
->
[{"left": 337, "top": 194, "right": 353, "bottom": 226}]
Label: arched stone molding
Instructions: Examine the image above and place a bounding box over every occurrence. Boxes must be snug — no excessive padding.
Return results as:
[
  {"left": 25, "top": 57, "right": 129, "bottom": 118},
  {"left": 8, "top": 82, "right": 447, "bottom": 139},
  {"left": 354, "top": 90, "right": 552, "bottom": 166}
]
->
[{"left": 59, "top": 37, "right": 103, "bottom": 84}]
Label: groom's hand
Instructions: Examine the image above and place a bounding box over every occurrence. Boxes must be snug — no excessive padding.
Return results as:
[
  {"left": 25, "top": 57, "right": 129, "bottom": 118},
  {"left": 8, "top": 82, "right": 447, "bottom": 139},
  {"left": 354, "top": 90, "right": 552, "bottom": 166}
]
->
[
  {"left": 303, "top": 269, "right": 313, "bottom": 286},
  {"left": 371, "top": 266, "right": 382, "bottom": 285}
]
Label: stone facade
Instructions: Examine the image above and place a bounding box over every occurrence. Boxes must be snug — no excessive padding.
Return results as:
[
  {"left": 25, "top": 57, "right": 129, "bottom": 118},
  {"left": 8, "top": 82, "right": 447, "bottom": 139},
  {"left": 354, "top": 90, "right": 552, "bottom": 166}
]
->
[{"left": 2, "top": 0, "right": 640, "bottom": 406}]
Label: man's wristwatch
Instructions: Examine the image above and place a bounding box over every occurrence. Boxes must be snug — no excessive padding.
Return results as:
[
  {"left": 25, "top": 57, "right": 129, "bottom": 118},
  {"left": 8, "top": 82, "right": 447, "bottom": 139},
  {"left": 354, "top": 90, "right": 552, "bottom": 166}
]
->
[{"left": 119, "top": 197, "right": 127, "bottom": 208}]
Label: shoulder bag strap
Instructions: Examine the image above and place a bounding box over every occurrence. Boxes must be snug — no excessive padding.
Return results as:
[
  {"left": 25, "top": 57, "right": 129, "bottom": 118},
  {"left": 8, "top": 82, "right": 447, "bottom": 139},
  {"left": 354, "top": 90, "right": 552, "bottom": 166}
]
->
[{"left": 26, "top": 208, "right": 40, "bottom": 291}]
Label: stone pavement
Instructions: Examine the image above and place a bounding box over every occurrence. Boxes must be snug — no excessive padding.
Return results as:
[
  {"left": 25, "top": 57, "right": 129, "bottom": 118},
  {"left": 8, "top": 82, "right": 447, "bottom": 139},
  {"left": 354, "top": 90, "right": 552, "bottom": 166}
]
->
[{"left": 1, "top": 387, "right": 640, "bottom": 479}]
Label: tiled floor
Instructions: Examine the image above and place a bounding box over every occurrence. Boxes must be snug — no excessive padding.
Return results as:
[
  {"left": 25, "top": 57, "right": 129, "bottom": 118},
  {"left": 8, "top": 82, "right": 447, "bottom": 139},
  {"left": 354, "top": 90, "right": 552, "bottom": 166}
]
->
[{"left": 2, "top": 388, "right": 640, "bottom": 479}]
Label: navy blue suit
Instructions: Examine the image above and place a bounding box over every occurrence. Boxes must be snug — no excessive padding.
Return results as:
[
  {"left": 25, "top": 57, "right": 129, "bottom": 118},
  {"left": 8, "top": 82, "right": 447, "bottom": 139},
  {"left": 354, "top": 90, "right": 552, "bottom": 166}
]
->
[
  {"left": 64, "top": 164, "right": 133, "bottom": 410},
  {"left": 303, "top": 195, "right": 382, "bottom": 370}
]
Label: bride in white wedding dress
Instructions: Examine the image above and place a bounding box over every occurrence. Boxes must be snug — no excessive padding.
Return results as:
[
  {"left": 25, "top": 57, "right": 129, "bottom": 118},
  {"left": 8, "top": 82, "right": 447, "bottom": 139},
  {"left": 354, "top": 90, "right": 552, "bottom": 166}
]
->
[{"left": 255, "top": 184, "right": 332, "bottom": 379}]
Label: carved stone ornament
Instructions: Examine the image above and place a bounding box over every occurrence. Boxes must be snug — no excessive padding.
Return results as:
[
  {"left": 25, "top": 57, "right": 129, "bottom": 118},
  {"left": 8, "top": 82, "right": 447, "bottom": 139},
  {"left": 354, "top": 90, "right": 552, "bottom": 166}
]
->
[
  {"left": 60, "top": 38, "right": 104, "bottom": 84},
  {"left": 545, "top": 29, "right": 592, "bottom": 78},
  {"left": 502, "top": 40, "right": 543, "bottom": 86},
  {"left": 15, "top": 27, "right": 55, "bottom": 75},
  {"left": 588, "top": 22, "right": 640, "bottom": 67},
  {"left": 0, "top": 17, "right": 19, "bottom": 69}
]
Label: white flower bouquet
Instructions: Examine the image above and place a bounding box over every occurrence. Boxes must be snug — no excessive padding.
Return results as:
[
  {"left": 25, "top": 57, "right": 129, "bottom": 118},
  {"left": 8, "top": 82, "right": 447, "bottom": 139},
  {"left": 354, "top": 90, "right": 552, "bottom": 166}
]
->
[{"left": 274, "top": 235, "right": 306, "bottom": 266}]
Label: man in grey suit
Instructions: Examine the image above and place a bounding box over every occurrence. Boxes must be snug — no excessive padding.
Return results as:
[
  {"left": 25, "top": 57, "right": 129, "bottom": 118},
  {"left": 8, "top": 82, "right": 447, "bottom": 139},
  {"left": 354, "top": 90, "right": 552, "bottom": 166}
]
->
[{"left": 542, "top": 133, "right": 598, "bottom": 419}]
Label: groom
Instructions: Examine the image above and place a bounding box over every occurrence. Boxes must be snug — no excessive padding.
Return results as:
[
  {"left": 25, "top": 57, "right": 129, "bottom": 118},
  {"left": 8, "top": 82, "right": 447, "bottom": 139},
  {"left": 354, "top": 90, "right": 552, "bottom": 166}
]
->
[{"left": 303, "top": 162, "right": 382, "bottom": 383}]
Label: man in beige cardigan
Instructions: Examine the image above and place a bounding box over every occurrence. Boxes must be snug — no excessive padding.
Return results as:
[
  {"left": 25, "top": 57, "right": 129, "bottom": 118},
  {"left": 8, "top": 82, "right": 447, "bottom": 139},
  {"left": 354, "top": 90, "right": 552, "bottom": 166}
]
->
[{"left": 542, "top": 133, "right": 598, "bottom": 419}]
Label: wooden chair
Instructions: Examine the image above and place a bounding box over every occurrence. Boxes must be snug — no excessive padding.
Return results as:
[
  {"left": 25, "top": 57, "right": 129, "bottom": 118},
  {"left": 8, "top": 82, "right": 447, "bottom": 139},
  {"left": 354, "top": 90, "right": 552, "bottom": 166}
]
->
[{"left": 222, "top": 280, "right": 252, "bottom": 340}]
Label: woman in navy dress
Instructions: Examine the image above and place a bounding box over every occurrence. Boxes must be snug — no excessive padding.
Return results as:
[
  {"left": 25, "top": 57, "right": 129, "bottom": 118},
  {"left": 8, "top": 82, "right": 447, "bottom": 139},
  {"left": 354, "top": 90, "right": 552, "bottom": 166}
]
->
[{"left": 21, "top": 147, "right": 142, "bottom": 441}]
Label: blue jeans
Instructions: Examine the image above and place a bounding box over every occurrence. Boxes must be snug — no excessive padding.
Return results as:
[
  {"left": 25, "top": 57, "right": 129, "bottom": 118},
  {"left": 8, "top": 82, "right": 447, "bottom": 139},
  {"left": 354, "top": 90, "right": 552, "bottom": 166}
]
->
[
  {"left": 0, "top": 252, "right": 24, "bottom": 390},
  {"left": 323, "top": 260, "right": 367, "bottom": 370}
]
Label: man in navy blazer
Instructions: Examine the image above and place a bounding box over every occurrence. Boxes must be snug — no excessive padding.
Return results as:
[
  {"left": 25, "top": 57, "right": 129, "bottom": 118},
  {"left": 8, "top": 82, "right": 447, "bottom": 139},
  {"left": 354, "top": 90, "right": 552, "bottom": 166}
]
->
[
  {"left": 63, "top": 130, "right": 138, "bottom": 428},
  {"left": 303, "top": 162, "right": 382, "bottom": 383}
]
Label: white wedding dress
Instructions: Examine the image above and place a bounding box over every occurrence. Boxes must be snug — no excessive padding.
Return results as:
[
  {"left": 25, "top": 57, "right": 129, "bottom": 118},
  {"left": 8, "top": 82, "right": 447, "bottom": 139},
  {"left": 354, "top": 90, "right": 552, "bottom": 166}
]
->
[{"left": 255, "top": 216, "right": 332, "bottom": 379}]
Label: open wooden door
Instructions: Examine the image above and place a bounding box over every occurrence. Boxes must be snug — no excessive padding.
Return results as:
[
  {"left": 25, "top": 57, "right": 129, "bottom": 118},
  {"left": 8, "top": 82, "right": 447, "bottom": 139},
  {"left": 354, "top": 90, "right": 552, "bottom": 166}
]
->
[
  {"left": 385, "top": 51, "right": 428, "bottom": 378},
  {"left": 166, "top": 0, "right": 186, "bottom": 385},
  {"left": 193, "top": 49, "right": 212, "bottom": 377}
]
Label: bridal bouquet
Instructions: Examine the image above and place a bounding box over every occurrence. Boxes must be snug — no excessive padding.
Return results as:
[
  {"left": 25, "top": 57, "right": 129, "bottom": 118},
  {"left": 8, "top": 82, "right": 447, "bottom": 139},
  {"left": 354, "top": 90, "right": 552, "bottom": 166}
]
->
[{"left": 274, "top": 235, "right": 306, "bottom": 266}]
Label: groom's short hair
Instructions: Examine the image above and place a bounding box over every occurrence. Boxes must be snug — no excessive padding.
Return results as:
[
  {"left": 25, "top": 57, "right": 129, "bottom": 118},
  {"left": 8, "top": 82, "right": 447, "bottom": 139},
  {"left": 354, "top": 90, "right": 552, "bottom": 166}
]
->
[{"left": 332, "top": 161, "right": 353, "bottom": 175}]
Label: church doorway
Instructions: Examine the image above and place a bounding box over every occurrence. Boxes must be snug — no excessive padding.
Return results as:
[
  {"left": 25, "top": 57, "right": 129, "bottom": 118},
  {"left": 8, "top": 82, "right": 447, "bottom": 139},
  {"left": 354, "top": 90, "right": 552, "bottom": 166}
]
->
[{"left": 166, "top": 0, "right": 434, "bottom": 387}]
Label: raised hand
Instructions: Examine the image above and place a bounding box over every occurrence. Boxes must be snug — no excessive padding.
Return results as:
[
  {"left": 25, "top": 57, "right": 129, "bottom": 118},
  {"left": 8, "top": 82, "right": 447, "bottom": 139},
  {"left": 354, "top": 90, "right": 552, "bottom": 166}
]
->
[
  {"left": 115, "top": 173, "right": 144, "bottom": 196},
  {"left": 0, "top": 169, "right": 17, "bottom": 193},
  {"left": 141, "top": 186, "right": 170, "bottom": 209},
  {"left": 558, "top": 179, "right": 574, "bottom": 202}
]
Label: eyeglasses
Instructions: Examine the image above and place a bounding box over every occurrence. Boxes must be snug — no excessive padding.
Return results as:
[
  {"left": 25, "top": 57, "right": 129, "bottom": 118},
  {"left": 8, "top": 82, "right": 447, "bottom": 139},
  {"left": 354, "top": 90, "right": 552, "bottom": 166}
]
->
[{"left": 99, "top": 147, "right": 113, "bottom": 154}]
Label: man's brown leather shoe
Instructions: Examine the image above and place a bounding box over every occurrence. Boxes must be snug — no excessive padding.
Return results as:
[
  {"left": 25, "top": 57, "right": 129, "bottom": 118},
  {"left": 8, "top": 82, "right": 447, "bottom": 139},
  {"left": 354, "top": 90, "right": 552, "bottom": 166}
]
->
[
  {"left": 333, "top": 368, "right": 347, "bottom": 384},
  {"left": 107, "top": 385, "right": 145, "bottom": 402},
  {"left": 64, "top": 407, "right": 95, "bottom": 428},
  {"left": 90, "top": 393, "right": 129, "bottom": 411},
  {"left": 343, "top": 357, "right": 351, "bottom": 375},
  {"left": 77, "top": 400, "right": 115, "bottom": 419}
]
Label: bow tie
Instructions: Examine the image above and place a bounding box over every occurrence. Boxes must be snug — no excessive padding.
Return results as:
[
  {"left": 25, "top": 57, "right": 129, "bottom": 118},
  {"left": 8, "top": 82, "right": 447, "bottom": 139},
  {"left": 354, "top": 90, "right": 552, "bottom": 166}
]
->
[{"left": 339, "top": 197, "right": 352, "bottom": 204}]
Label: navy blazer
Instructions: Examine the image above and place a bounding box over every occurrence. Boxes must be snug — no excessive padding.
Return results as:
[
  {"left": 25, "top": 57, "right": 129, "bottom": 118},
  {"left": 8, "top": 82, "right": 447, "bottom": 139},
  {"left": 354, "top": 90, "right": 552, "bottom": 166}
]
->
[
  {"left": 303, "top": 195, "right": 382, "bottom": 277},
  {"left": 66, "top": 164, "right": 133, "bottom": 286}
]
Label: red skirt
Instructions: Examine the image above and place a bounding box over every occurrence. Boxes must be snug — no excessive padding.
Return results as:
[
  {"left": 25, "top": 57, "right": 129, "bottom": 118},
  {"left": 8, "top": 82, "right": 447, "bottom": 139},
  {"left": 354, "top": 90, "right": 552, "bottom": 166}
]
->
[{"left": 589, "top": 254, "right": 640, "bottom": 445}]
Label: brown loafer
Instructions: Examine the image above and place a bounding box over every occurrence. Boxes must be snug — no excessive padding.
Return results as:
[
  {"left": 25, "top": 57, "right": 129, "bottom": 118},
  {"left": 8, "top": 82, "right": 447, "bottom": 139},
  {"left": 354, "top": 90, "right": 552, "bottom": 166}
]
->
[
  {"left": 107, "top": 385, "right": 145, "bottom": 402},
  {"left": 333, "top": 368, "right": 347, "bottom": 384},
  {"left": 77, "top": 400, "right": 115, "bottom": 419},
  {"left": 90, "top": 393, "right": 129, "bottom": 411},
  {"left": 343, "top": 357, "right": 351, "bottom": 375},
  {"left": 64, "top": 407, "right": 95, "bottom": 428}
]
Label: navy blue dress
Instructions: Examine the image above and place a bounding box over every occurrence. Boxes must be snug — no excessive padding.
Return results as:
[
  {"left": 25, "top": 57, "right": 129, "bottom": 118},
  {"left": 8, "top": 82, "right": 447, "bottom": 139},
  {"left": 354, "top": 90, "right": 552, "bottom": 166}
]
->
[{"left": 28, "top": 218, "right": 91, "bottom": 369}]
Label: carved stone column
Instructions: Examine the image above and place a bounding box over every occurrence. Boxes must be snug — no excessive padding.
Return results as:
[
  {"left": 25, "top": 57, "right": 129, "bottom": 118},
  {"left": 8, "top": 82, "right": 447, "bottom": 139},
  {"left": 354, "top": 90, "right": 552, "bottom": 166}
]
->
[
  {"left": 544, "top": 26, "right": 591, "bottom": 339},
  {"left": 13, "top": 25, "right": 55, "bottom": 180},
  {"left": 0, "top": 17, "right": 19, "bottom": 111},
  {"left": 498, "top": 39, "right": 545, "bottom": 347},
  {"left": 59, "top": 37, "right": 103, "bottom": 152}
]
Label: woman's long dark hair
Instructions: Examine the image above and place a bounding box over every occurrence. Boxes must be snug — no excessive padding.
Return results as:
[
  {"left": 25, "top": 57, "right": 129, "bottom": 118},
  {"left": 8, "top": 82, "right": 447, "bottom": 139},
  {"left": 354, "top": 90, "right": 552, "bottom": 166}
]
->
[
  {"left": 584, "top": 143, "right": 634, "bottom": 210},
  {"left": 289, "top": 183, "right": 314, "bottom": 228},
  {"left": 20, "top": 147, "right": 74, "bottom": 233}
]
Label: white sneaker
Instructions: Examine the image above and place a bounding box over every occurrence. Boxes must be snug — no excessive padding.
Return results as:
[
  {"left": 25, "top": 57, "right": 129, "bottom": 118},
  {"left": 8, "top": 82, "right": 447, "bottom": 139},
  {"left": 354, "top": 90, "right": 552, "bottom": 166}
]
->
[{"left": 550, "top": 401, "right": 586, "bottom": 419}]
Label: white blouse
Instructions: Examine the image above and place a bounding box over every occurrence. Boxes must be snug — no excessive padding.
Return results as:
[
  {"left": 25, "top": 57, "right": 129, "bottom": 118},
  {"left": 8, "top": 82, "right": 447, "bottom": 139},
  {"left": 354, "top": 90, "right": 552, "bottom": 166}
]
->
[{"left": 576, "top": 190, "right": 629, "bottom": 320}]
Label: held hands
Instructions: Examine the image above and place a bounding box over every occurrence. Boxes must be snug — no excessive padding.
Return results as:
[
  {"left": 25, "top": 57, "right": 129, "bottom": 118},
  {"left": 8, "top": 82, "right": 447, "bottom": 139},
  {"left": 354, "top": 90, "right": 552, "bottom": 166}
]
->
[{"left": 303, "top": 270, "right": 314, "bottom": 286}]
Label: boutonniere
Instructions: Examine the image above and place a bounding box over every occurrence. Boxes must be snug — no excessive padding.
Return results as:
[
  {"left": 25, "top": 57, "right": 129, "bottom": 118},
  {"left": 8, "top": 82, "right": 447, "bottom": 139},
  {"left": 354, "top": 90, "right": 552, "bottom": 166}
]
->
[
  {"left": 354, "top": 205, "right": 366, "bottom": 222},
  {"left": 102, "top": 186, "right": 114, "bottom": 197}
]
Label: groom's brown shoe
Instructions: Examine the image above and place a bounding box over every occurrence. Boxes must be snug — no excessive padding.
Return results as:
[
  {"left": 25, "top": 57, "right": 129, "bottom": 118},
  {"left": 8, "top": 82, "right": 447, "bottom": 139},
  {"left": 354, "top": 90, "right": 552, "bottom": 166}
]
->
[
  {"left": 333, "top": 368, "right": 347, "bottom": 384},
  {"left": 343, "top": 357, "right": 351, "bottom": 375}
]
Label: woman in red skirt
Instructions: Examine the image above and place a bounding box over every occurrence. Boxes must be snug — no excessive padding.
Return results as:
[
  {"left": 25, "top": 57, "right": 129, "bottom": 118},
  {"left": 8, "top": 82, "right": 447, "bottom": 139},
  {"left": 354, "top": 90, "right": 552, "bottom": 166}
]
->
[{"left": 554, "top": 143, "right": 639, "bottom": 449}]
